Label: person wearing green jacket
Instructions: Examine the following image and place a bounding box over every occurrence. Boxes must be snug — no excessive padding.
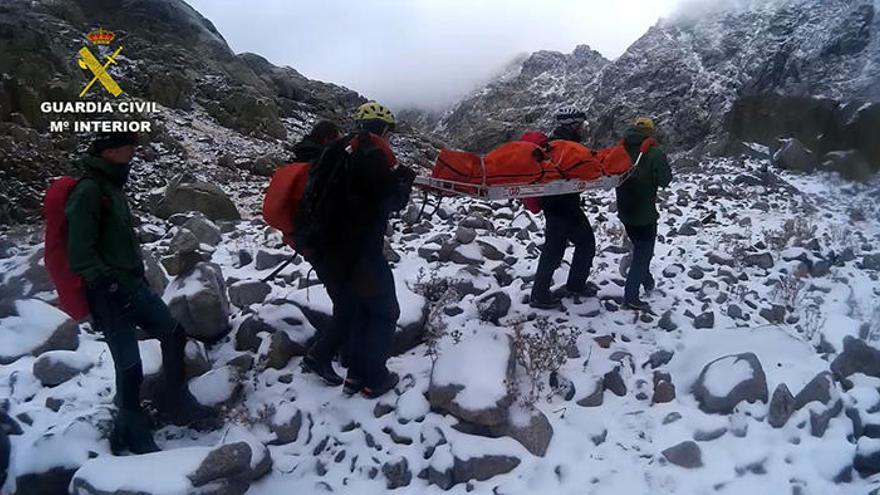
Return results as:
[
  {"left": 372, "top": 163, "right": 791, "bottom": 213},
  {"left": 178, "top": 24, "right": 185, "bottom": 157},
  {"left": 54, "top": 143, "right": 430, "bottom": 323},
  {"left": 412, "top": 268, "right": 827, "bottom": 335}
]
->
[
  {"left": 615, "top": 118, "right": 673, "bottom": 310},
  {"left": 65, "top": 132, "right": 214, "bottom": 454}
]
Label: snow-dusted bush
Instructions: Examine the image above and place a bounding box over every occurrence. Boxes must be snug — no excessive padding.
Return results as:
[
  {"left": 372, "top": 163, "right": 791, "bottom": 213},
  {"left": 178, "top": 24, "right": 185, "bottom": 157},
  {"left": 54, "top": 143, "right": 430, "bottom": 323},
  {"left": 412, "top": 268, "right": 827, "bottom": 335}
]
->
[{"left": 508, "top": 316, "right": 580, "bottom": 409}]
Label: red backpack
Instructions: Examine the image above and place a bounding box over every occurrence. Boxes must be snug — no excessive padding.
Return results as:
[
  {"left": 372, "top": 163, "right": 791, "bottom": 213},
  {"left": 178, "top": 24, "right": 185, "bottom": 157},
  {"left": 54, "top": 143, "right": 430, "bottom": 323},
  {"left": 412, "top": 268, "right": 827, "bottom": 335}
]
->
[
  {"left": 262, "top": 162, "right": 311, "bottom": 248},
  {"left": 44, "top": 177, "right": 91, "bottom": 321}
]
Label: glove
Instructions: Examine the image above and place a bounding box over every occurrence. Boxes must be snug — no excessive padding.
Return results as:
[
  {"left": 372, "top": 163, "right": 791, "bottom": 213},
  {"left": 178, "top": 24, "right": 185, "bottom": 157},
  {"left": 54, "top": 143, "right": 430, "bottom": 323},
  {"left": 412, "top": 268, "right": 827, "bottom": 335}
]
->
[{"left": 393, "top": 165, "right": 417, "bottom": 187}]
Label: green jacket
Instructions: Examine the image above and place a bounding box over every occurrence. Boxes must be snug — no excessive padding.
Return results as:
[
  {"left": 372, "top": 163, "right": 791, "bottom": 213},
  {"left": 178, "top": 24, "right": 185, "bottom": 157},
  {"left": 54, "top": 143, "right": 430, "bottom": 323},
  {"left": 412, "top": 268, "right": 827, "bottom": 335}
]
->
[
  {"left": 615, "top": 128, "right": 673, "bottom": 226},
  {"left": 65, "top": 155, "right": 144, "bottom": 286}
]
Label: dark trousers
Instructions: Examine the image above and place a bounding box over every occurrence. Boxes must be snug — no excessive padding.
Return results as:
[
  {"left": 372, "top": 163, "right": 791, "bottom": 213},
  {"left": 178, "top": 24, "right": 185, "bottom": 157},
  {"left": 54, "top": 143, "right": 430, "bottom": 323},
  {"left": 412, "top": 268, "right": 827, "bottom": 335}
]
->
[
  {"left": 87, "top": 282, "right": 184, "bottom": 410},
  {"left": 624, "top": 223, "right": 657, "bottom": 302},
  {"left": 309, "top": 250, "right": 400, "bottom": 388},
  {"left": 532, "top": 210, "right": 596, "bottom": 300}
]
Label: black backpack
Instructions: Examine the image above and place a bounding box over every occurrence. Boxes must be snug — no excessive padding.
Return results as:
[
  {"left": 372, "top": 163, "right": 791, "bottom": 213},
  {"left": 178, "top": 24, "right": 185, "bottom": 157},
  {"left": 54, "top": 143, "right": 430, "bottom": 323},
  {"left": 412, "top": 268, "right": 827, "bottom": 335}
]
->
[{"left": 294, "top": 133, "right": 361, "bottom": 253}]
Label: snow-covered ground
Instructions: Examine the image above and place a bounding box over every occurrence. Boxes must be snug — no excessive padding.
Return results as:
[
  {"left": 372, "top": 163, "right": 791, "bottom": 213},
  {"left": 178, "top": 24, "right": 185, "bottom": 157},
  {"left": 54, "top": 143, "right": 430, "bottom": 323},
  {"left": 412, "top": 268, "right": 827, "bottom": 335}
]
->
[{"left": 2, "top": 155, "right": 880, "bottom": 494}]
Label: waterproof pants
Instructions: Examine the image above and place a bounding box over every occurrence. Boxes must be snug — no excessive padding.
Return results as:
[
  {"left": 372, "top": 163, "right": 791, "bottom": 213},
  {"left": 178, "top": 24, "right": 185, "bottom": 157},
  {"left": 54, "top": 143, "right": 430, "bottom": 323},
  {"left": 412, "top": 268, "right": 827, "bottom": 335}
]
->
[
  {"left": 623, "top": 223, "right": 658, "bottom": 303},
  {"left": 532, "top": 209, "right": 596, "bottom": 301},
  {"left": 309, "top": 250, "right": 400, "bottom": 388},
  {"left": 87, "top": 282, "right": 186, "bottom": 410}
]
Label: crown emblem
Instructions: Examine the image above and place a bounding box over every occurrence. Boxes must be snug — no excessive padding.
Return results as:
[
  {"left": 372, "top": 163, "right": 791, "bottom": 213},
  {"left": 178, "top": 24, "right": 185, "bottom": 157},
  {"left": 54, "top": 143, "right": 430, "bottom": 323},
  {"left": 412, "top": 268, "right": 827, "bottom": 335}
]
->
[{"left": 87, "top": 28, "right": 115, "bottom": 45}]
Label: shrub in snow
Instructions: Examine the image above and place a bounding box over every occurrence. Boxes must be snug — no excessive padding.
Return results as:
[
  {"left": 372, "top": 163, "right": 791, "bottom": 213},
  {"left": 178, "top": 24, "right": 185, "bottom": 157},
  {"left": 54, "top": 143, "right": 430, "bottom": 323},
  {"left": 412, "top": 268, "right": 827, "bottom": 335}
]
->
[{"left": 510, "top": 316, "right": 581, "bottom": 409}]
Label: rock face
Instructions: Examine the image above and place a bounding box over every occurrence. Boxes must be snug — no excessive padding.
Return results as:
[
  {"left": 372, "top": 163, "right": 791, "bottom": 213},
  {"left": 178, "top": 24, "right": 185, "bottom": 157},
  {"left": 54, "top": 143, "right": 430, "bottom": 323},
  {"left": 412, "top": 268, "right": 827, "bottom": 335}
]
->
[
  {"left": 692, "top": 353, "right": 768, "bottom": 414},
  {"left": 165, "top": 262, "right": 231, "bottom": 343},
  {"left": 0, "top": 299, "right": 79, "bottom": 365},
  {"left": 154, "top": 176, "right": 241, "bottom": 221}
]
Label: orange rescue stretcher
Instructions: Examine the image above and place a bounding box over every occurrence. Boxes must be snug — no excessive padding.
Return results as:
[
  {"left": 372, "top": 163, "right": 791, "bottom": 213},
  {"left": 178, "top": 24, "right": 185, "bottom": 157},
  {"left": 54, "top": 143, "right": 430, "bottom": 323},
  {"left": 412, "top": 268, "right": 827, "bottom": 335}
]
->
[{"left": 414, "top": 139, "right": 652, "bottom": 200}]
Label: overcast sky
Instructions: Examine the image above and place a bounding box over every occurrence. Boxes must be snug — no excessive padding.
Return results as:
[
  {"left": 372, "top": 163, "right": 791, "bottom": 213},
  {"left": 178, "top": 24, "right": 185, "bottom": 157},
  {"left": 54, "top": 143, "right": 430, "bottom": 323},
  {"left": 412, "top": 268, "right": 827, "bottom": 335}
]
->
[{"left": 187, "top": 0, "right": 681, "bottom": 110}]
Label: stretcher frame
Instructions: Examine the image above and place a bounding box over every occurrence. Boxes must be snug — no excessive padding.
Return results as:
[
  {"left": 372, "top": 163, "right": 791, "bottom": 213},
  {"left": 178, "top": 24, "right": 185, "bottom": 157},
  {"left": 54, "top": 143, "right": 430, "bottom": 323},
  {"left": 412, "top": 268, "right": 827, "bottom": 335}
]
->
[{"left": 413, "top": 152, "right": 641, "bottom": 200}]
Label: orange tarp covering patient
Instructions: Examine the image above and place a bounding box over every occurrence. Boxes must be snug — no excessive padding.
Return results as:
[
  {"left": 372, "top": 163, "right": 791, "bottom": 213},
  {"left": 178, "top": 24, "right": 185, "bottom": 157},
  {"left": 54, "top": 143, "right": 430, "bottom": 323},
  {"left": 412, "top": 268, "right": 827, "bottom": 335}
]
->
[{"left": 430, "top": 139, "right": 633, "bottom": 189}]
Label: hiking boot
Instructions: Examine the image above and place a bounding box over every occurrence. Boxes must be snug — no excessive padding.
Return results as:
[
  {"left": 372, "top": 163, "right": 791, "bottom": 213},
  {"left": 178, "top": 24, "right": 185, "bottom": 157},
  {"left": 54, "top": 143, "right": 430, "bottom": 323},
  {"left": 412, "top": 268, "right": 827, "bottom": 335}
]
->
[
  {"left": 623, "top": 299, "right": 651, "bottom": 312},
  {"left": 343, "top": 375, "right": 364, "bottom": 396},
  {"left": 529, "top": 293, "right": 562, "bottom": 310},
  {"left": 362, "top": 372, "right": 399, "bottom": 399},
  {"left": 565, "top": 283, "right": 598, "bottom": 298},
  {"left": 111, "top": 409, "right": 160, "bottom": 455},
  {"left": 301, "top": 355, "right": 344, "bottom": 386},
  {"left": 158, "top": 388, "right": 218, "bottom": 428}
]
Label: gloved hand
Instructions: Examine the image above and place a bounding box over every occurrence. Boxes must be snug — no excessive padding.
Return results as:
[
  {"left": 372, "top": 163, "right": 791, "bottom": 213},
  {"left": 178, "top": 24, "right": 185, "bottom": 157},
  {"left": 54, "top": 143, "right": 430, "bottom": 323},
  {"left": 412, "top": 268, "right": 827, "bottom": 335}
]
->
[{"left": 393, "top": 165, "right": 417, "bottom": 187}]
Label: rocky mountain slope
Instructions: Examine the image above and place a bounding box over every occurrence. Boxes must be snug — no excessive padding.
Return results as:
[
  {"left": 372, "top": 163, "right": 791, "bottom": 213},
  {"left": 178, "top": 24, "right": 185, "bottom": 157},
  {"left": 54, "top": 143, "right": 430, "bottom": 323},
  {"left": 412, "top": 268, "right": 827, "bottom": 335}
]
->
[
  {"left": 0, "top": 0, "right": 436, "bottom": 225},
  {"left": 434, "top": 0, "right": 880, "bottom": 177}
]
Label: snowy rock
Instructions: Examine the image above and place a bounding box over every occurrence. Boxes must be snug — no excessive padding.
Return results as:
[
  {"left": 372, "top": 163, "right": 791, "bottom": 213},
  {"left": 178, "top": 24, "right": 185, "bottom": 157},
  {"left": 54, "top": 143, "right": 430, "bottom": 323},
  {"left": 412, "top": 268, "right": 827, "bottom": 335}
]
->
[
  {"left": 32, "top": 350, "right": 93, "bottom": 387},
  {"left": 693, "top": 311, "right": 715, "bottom": 329},
  {"left": 662, "top": 441, "right": 703, "bottom": 469},
  {"left": 476, "top": 240, "right": 505, "bottom": 261},
  {"left": 743, "top": 252, "right": 774, "bottom": 270},
  {"left": 71, "top": 440, "right": 269, "bottom": 495},
  {"left": 768, "top": 383, "right": 796, "bottom": 428},
  {"left": 692, "top": 353, "right": 768, "bottom": 415},
  {"left": 662, "top": 264, "right": 685, "bottom": 278},
  {"left": 576, "top": 379, "right": 605, "bottom": 407},
  {"left": 184, "top": 340, "right": 211, "bottom": 379},
  {"left": 190, "top": 366, "right": 241, "bottom": 407},
  {"left": 831, "top": 337, "right": 880, "bottom": 379},
  {"left": 810, "top": 399, "right": 844, "bottom": 437},
  {"left": 255, "top": 250, "right": 288, "bottom": 271},
  {"left": 228, "top": 280, "right": 272, "bottom": 308},
  {"left": 181, "top": 215, "right": 223, "bottom": 246},
  {"left": 427, "top": 451, "right": 520, "bottom": 490},
  {"left": 429, "top": 332, "right": 515, "bottom": 427},
  {"left": 454, "top": 226, "right": 477, "bottom": 244},
  {"left": 603, "top": 367, "right": 627, "bottom": 397},
  {"left": 269, "top": 403, "right": 302, "bottom": 445},
  {"left": 154, "top": 177, "right": 241, "bottom": 221},
  {"left": 0, "top": 299, "right": 79, "bottom": 365},
  {"left": 164, "top": 262, "right": 231, "bottom": 343},
  {"left": 653, "top": 373, "right": 676, "bottom": 404},
  {"left": 476, "top": 291, "right": 511, "bottom": 325},
  {"left": 861, "top": 253, "right": 880, "bottom": 271},
  {"left": 264, "top": 331, "right": 301, "bottom": 370},
  {"left": 793, "top": 372, "right": 833, "bottom": 410},
  {"left": 648, "top": 350, "right": 675, "bottom": 369},
  {"left": 161, "top": 251, "right": 210, "bottom": 277},
  {"left": 382, "top": 457, "right": 412, "bottom": 490},
  {"left": 759, "top": 304, "right": 786, "bottom": 324},
  {"left": 459, "top": 215, "right": 494, "bottom": 231},
  {"left": 658, "top": 310, "right": 678, "bottom": 331},
  {"left": 854, "top": 438, "right": 880, "bottom": 477},
  {"left": 143, "top": 252, "right": 169, "bottom": 296},
  {"left": 170, "top": 227, "right": 200, "bottom": 254},
  {"left": 773, "top": 138, "right": 819, "bottom": 173}
]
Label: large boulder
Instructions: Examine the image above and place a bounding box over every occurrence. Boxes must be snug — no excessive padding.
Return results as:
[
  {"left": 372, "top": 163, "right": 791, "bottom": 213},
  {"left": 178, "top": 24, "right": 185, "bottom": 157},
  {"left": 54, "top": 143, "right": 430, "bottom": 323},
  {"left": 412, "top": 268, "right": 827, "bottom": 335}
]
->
[
  {"left": 164, "top": 262, "right": 231, "bottom": 343},
  {"left": 831, "top": 337, "right": 880, "bottom": 379},
  {"left": 429, "top": 331, "right": 515, "bottom": 427},
  {"left": 70, "top": 440, "right": 271, "bottom": 495},
  {"left": 154, "top": 175, "right": 240, "bottom": 221},
  {"left": 0, "top": 299, "right": 79, "bottom": 365},
  {"left": 773, "top": 138, "right": 819, "bottom": 173},
  {"left": 32, "top": 350, "right": 93, "bottom": 387},
  {"left": 691, "top": 353, "right": 768, "bottom": 415},
  {"left": 181, "top": 215, "right": 223, "bottom": 247},
  {"left": 228, "top": 280, "right": 272, "bottom": 308}
]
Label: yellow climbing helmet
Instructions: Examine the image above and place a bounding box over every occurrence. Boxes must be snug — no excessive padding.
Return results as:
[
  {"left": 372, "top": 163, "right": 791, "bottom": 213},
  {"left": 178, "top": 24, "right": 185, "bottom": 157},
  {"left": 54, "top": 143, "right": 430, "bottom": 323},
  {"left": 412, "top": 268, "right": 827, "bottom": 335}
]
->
[
  {"left": 634, "top": 117, "right": 655, "bottom": 131},
  {"left": 354, "top": 101, "right": 396, "bottom": 125}
]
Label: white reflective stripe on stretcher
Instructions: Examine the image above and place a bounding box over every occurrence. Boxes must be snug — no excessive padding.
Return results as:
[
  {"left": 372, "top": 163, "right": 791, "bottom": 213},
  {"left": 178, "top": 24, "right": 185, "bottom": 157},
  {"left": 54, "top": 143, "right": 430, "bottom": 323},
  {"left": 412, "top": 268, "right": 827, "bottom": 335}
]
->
[{"left": 413, "top": 173, "right": 629, "bottom": 200}]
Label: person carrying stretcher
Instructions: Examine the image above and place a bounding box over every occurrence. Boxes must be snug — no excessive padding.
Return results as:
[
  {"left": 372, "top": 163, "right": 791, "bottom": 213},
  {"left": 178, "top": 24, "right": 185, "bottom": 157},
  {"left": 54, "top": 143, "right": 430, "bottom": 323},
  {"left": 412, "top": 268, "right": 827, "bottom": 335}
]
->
[{"left": 526, "top": 106, "right": 598, "bottom": 310}]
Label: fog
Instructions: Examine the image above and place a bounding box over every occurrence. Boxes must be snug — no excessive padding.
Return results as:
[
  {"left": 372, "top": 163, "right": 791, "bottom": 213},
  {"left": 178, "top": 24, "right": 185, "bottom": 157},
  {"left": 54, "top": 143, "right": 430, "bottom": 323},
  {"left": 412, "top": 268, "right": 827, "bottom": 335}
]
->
[{"left": 187, "top": 0, "right": 683, "bottom": 110}]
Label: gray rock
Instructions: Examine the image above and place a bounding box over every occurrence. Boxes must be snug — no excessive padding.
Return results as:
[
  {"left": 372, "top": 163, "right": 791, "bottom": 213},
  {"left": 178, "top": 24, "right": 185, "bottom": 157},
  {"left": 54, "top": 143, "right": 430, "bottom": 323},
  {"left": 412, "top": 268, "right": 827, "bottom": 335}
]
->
[
  {"left": 648, "top": 350, "right": 674, "bottom": 369},
  {"left": 161, "top": 251, "right": 209, "bottom": 277},
  {"left": 830, "top": 337, "right": 880, "bottom": 379},
  {"left": 727, "top": 304, "right": 744, "bottom": 320},
  {"left": 169, "top": 230, "right": 201, "bottom": 256},
  {"left": 862, "top": 254, "right": 880, "bottom": 271},
  {"left": 759, "top": 304, "right": 786, "bottom": 324},
  {"left": 255, "top": 250, "right": 288, "bottom": 271},
  {"left": 477, "top": 291, "right": 511, "bottom": 325},
  {"left": 14, "top": 467, "right": 76, "bottom": 495},
  {"left": 264, "top": 331, "right": 303, "bottom": 370},
  {"left": 182, "top": 215, "right": 223, "bottom": 246},
  {"left": 810, "top": 399, "right": 844, "bottom": 437},
  {"left": 32, "top": 351, "right": 93, "bottom": 387},
  {"left": 793, "top": 372, "right": 833, "bottom": 410},
  {"left": 228, "top": 281, "right": 272, "bottom": 308},
  {"left": 188, "top": 442, "right": 252, "bottom": 489},
  {"left": 659, "top": 310, "right": 678, "bottom": 331},
  {"left": 743, "top": 253, "right": 774, "bottom": 270},
  {"left": 490, "top": 409, "right": 553, "bottom": 457},
  {"left": 459, "top": 215, "right": 494, "bottom": 231},
  {"left": 662, "top": 441, "right": 703, "bottom": 469},
  {"left": 692, "top": 353, "right": 768, "bottom": 414},
  {"left": 707, "top": 252, "right": 735, "bottom": 267},
  {"left": 768, "top": 383, "right": 796, "bottom": 428},
  {"left": 603, "top": 368, "right": 627, "bottom": 397},
  {"left": 477, "top": 240, "right": 505, "bottom": 261},
  {"left": 653, "top": 380, "right": 676, "bottom": 404},
  {"left": 383, "top": 457, "right": 412, "bottom": 490},
  {"left": 693, "top": 311, "right": 715, "bottom": 329},
  {"left": 455, "top": 226, "right": 477, "bottom": 244},
  {"left": 576, "top": 380, "right": 604, "bottom": 407},
  {"left": 235, "top": 250, "right": 253, "bottom": 268},
  {"left": 154, "top": 177, "right": 241, "bottom": 221},
  {"left": 855, "top": 438, "right": 880, "bottom": 477},
  {"left": 166, "top": 262, "right": 231, "bottom": 343},
  {"left": 810, "top": 260, "right": 832, "bottom": 278},
  {"left": 429, "top": 454, "right": 520, "bottom": 490},
  {"left": 774, "top": 138, "right": 819, "bottom": 173},
  {"left": 143, "top": 252, "right": 169, "bottom": 296},
  {"left": 693, "top": 427, "right": 727, "bottom": 441},
  {"left": 269, "top": 406, "right": 302, "bottom": 446}
]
